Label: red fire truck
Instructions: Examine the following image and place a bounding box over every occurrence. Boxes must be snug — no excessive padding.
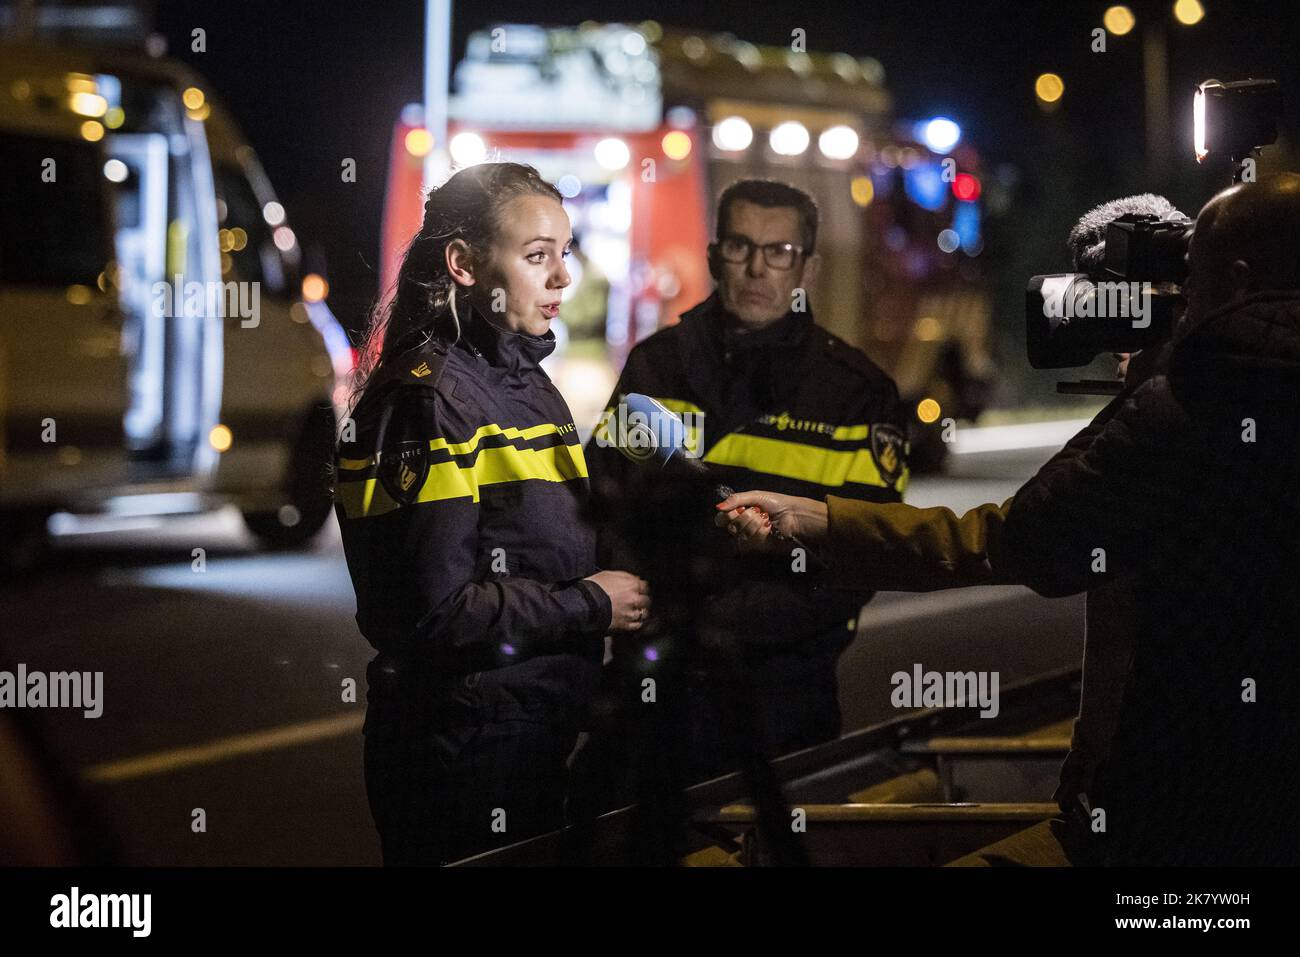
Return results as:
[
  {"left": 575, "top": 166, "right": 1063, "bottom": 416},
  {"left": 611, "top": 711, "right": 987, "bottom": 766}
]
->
[{"left": 380, "top": 22, "right": 994, "bottom": 465}]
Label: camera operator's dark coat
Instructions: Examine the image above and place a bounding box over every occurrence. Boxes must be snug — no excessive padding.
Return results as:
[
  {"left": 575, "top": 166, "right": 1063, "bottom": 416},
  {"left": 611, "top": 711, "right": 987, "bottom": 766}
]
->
[
  {"left": 1001, "top": 290, "right": 1300, "bottom": 866},
  {"left": 826, "top": 290, "right": 1300, "bottom": 865},
  {"left": 583, "top": 292, "right": 908, "bottom": 776}
]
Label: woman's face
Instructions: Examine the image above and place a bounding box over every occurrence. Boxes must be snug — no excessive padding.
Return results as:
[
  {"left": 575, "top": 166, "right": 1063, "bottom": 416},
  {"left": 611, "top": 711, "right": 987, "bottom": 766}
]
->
[{"left": 465, "top": 194, "right": 573, "bottom": 337}]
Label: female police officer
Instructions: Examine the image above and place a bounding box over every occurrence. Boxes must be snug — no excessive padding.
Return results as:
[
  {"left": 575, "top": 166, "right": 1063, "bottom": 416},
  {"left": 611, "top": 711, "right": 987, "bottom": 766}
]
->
[{"left": 333, "top": 163, "right": 650, "bottom": 865}]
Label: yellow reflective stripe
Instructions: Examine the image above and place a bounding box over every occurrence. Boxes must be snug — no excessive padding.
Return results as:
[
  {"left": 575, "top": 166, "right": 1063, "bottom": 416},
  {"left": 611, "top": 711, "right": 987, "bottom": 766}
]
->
[
  {"left": 336, "top": 441, "right": 589, "bottom": 518},
  {"left": 430, "top": 422, "right": 561, "bottom": 455},
  {"left": 652, "top": 398, "right": 704, "bottom": 453},
  {"left": 335, "top": 477, "right": 399, "bottom": 518},
  {"left": 593, "top": 408, "right": 614, "bottom": 445},
  {"left": 651, "top": 397, "right": 705, "bottom": 417},
  {"left": 703, "top": 432, "right": 894, "bottom": 488},
  {"left": 830, "top": 423, "right": 871, "bottom": 441},
  {"left": 417, "top": 441, "right": 587, "bottom": 504},
  {"left": 338, "top": 423, "right": 563, "bottom": 472}
]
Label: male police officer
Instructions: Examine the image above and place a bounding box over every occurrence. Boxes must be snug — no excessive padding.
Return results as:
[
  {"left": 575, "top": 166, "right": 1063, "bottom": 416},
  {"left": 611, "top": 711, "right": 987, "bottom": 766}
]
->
[{"left": 584, "top": 179, "right": 909, "bottom": 781}]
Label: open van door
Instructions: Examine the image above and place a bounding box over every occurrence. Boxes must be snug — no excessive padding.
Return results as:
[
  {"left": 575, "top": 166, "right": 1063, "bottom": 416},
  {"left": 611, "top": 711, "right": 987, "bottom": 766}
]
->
[
  {"left": 1, "top": 43, "right": 346, "bottom": 565},
  {"left": 0, "top": 129, "right": 130, "bottom": 498},
  {"left": 104, "top": 130, "right": 168, "bottom": 458}
]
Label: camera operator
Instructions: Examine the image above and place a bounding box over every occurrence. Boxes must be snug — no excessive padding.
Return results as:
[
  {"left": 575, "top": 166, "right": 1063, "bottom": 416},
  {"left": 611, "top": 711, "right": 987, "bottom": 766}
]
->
[{"left": 717, "top": 173, "right": 1300, "bottom": 866}]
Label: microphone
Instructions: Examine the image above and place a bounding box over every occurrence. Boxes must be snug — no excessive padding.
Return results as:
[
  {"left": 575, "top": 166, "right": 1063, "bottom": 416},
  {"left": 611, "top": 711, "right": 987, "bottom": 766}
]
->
[
  {"left": 1067, "top": 193, "right": 1186, "bottom": 273},
  {"left": 613, "top": 393, "right": 732, "bottom": 497},
  {"left": 612, "top": 394, "right": 804, "bottom": 548}
]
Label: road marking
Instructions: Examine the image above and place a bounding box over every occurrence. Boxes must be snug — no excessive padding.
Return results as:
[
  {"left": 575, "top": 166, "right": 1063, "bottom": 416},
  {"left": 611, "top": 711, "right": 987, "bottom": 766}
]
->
[
  {"left": 78, "top": 594, "right": 1067, "bottom": 785},
  {"left": 82, "top": 712, "right": 365, "bottom": 784},
  {"left": 857, "top": 586, "right": 1049, "bottom": 631},
  {"left": 951, "top": 418, "right": 1093, "bottom": 455}
]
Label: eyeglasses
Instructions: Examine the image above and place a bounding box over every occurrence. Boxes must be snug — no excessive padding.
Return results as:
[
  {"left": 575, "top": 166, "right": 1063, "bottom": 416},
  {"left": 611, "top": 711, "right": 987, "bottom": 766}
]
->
[{"left": 715, "top": 234, "right": 806, "bottom": 270}]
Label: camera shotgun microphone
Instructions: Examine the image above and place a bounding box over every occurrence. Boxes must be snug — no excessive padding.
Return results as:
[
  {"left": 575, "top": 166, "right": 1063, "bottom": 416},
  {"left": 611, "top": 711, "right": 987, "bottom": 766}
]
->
[
  {"left": 614, "top": 393, "right": 805, "bottom": 549},
  {"left": 1067, "top": 193, "right": 1186, "bottom": 274},
  {"left": 1028, "top": 193, "right": 1190, "bottom": 387}
]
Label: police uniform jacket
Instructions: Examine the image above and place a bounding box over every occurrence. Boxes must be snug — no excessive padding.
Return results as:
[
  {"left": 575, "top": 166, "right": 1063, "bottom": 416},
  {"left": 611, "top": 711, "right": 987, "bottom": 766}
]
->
[
  {"left": 585, "top": 292, "right": 909, "bottom": 676},
  {"left": 334, "top": 312, "right": 612, "bottom": 732}
]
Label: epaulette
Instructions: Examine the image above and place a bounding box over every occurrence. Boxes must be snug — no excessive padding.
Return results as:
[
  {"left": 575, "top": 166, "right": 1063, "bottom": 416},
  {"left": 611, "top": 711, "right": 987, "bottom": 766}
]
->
[
  {"left": 339, "top": 339, "right": 451, "bottom": 458},
  {"left": 817, "top": 329, "right": 893, "bottom": 386},
  {"left": 375, "top": 338, "right": 451, "bottom": 392}
]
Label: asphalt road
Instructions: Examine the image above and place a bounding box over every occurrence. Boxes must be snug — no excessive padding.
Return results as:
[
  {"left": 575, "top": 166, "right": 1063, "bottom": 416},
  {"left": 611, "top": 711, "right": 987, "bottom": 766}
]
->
[{"left": 0, "top": 446, "right": 1084, "bottom": 865}]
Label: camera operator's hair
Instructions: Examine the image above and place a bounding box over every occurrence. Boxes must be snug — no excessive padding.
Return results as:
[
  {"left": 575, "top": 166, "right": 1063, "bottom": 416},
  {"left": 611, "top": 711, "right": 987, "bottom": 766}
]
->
[
  {"left": 1068, "top": 194, "right": 1185, "bottom": 273},
  {"left": 347, "top": 162, "right": 562, "bottom": 411},
  {"left": 716, "top": 179, "right": 819, "bottom": 253}
]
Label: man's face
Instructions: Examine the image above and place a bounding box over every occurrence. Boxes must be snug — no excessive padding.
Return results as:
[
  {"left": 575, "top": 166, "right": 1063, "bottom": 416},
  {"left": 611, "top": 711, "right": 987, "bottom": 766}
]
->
[{"left": 713, "top": 200, "right": 817, "bottom": 330}]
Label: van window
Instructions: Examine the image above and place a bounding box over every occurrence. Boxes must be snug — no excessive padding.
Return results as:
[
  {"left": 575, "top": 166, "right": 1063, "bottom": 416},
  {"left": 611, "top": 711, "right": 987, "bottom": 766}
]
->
[
  {"left": 0, "top": 132, "right": 109, "bottom": 286},
  {"left": 214, "top": 164, "right": 286, "bottom": 294}
]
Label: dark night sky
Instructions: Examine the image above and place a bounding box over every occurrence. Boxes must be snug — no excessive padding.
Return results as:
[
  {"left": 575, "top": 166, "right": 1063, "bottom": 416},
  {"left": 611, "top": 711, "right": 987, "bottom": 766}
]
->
[{"left": 155, "top": 0, "right": 1300, "bottom": 338}]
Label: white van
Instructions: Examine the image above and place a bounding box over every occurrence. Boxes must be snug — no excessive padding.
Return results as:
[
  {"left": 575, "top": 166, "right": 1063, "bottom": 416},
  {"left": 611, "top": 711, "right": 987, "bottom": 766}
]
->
[{"left": 0, "top": 42, "right": 353, "bottom": 568}]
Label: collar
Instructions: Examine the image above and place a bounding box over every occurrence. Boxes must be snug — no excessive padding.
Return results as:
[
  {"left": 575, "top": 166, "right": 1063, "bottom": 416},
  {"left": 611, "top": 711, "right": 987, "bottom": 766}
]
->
[
  {"left": 1170, "top": 290, "right": 1300, "bottom": 390},
  {"left": 682, "top": 291, "right": 815, "bottom": 357},
  {"left": 676, "top": 292, "right": 815, "bottom": 430},
  {"left": 458, "top": 306, "right": 557, "bottom": 376}
]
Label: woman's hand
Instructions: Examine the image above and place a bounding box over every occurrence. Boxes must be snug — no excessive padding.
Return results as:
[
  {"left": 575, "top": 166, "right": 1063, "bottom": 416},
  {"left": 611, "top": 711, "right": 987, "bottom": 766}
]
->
[
  {"left": 584, "top": 570, "right": 651, "bottom": 633},
  {"left": 713, "top": 492, "right": 829, "bottom": 549}
]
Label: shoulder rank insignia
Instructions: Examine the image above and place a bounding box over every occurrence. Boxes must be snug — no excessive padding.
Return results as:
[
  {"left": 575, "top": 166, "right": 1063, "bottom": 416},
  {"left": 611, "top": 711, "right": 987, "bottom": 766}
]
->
[
  {"left": 870, "top": 424, "right": 908, "bottom": 486},
  {"left": 377, "top": 440, "right": 430, "bottom": 505}
]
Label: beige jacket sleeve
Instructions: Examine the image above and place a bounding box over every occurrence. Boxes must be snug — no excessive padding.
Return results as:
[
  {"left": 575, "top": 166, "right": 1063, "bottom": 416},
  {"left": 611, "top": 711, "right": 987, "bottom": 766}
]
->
[{"left": 823, "top": 496, "right": 1016, "bottom": 592}]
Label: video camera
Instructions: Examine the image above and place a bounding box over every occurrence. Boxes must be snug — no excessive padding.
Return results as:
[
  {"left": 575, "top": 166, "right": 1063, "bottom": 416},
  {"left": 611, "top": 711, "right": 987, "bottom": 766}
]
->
[
  {"left": 1026, "top": 211, "right": 1194, "bottom": 370},
  {"left": 1025, "top": 77, "right": 1282, "bottom": 381}
]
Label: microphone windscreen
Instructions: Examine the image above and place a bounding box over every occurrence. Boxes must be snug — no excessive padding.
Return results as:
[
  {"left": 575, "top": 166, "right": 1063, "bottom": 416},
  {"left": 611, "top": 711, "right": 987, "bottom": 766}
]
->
[
  {"left": 1069, "top": 194, "right": 1186, "bottom": 273},
  {"left": 614, "top": 394, "right": 730, "bottom": 501},
  {"left": 617, "top": 393, "right": 692, "bottom": 469}
]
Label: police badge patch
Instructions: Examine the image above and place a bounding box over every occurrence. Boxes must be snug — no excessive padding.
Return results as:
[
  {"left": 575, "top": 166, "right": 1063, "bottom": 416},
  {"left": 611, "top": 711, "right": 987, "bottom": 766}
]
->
[
  {"left": 377, "top": 441, "right": 430, "bottom": 505},
  {"left": 870, "top": 424, "right": 908, "bottom": 486}
]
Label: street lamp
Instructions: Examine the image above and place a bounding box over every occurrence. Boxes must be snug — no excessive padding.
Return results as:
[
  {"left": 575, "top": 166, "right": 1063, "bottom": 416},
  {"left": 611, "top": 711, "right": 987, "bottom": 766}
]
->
[
  {"left": 1103, "top": 6, "right": 1136, "bottom": 35},
  {"left": 1173, "top": 0, "right": 1205, "bottom": 26},
  {"left": 1035, "top": 72, "right": 1065, "bottom": 109},
  {"left": 1099, "top": 2, "right": 1208, "bottom": 184}
]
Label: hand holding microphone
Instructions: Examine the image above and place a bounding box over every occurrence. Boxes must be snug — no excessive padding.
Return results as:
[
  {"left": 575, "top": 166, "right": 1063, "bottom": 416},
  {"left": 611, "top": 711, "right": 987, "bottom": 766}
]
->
[
  {"left": 606, "top": 395, "right": 827, "bottom": 553},
  {"left": 713, "top": 491, "right": 828, "bottom": 551}
]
